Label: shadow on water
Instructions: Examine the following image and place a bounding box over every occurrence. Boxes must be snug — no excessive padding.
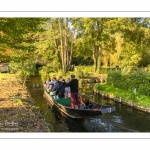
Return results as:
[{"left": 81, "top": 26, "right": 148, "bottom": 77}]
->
[{"left": 26, "top": 74, "right": 150, "bottom": 132}]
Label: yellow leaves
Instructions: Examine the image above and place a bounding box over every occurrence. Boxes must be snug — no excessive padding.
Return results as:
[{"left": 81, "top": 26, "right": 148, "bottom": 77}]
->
[
  {"left": 83, "top": 18, "right": 90, "bottom": 23},
  {"left": 0, "top": 31, "right": 5, "bottom": 36}
]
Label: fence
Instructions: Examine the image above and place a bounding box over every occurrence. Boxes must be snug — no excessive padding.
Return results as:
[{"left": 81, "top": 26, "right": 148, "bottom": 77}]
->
[{"left": 0, "top": 63, "right": 10, "bottom": 73}]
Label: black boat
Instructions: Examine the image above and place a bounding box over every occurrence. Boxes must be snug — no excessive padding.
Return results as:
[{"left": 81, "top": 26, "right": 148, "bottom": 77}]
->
[{"left": 43, "top": 90, "right": 116, "bottom": 120}]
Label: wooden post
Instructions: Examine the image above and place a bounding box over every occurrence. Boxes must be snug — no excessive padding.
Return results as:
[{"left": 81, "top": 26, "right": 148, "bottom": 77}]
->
[
  {"left": 129, "top": 100, "right": 133, "bottom": 107},
  {"left": 148, "top": 107, "right": 150, "bottom": 113},
  {"left": 119, "top": 97, "right": 122, "bottom": 103}
]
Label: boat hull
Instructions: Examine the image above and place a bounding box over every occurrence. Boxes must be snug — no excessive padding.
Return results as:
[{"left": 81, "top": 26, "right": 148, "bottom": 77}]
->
[{"left": 43, "top": 90, "right": 116, "bottom": 120}]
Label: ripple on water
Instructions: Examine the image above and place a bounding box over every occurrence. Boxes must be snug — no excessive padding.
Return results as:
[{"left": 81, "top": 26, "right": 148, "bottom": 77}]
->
[
  {"left": 112, "top": 115, "right": 123, "bottom": 124},
  {"left": 82, "top": 117, "right": 121, "bottom": 132}
]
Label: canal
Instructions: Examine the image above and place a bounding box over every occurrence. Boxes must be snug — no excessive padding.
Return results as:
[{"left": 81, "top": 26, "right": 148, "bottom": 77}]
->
[{"left": 26, "top": 74, "right": 150, "bottom": 132}]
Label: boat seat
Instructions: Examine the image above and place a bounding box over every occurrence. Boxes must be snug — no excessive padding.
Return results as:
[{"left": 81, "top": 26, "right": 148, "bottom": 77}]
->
[{"left": 53, "top": 97, "right": 71, "bottom": 106}]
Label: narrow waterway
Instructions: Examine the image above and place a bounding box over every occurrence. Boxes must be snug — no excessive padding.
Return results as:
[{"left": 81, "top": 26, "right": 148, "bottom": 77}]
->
[{"left": 26, "top": 74, "right": 150, "bottom": 132}]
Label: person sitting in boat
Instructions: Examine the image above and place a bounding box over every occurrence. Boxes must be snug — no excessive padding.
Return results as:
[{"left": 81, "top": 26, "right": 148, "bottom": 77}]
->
[
  {"left": 51, "top": 77, "right": 59, "bottom": 94},
  {"left": 57, "top": 77, "right": 70, "bottom": 98},
  {"left": 57, "top": 76, "right": 63, "bottom": 85},
  {"left": 44, "top": 77, "right": 52, "bottom": 89},
  {"left": 46, "top": 77, "right": 51, "bottom": 85},
  {"left": 48, "top": 82, "right": 54, "bottom": 91},
  {"left": 79, "top": 93, "right": 89, "bottom": 109},
  {"left": 59, "top": 78, "right": 66, "bottom": 88},
  {"left": 55, "top": 83, "right": 65, "bottom": 98},
  {"left": 44, "top": 81, "right": 47, "bottom": 89}
]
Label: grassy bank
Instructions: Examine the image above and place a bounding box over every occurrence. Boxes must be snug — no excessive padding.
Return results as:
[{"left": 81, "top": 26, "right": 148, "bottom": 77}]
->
[{"left": 93, "top": 83, "right": 150, "bottom": 107}]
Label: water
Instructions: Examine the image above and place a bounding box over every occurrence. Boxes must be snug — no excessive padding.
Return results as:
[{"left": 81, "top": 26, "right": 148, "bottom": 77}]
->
[{"left": 26, "top": 74, "right": 150, "bottom": 132}]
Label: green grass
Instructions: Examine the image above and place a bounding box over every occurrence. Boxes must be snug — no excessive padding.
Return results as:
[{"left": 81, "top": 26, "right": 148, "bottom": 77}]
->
[{"left": 93, "top": 83, "right": 150, "bottom": 107}]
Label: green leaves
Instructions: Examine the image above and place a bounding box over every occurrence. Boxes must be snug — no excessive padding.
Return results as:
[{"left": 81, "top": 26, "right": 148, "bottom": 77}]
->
[
  {"left": 1, "top": 17, "right": 150, "bottom": 80},
  {"left": 127, "top": 88, "right": 139, "bottom": 102},
  {"left": 0, "top": 18, "right": 50, "bottom": 83},
  {"left": 107, "top": 70, "right": 150, "bottom": 97}
]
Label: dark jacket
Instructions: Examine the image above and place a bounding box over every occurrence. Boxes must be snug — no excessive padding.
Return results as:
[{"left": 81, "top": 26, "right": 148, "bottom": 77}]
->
[
  {"left": 55, "top": 85, "right": 65, "bottom": 98},
  {"left": 65, "top": 78, "right": 78, "bottom": 93},
  {"left": 51, "top": 81, "right": 59, "bottom": 92}
]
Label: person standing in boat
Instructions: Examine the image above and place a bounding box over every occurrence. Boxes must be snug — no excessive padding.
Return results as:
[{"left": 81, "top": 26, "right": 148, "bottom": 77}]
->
[{"left": 65, "top": 74, "right": 80, "bottom": 108}]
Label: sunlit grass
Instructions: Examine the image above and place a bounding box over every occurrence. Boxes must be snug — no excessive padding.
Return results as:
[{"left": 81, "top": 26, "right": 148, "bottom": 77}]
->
[
  {"left": 0, "top": 99, "right": 24, "bottom": 108},
  {"left": 0, "top": 73, "right": 4, "bottom": 80},
  {"left": 93, "top": 83, "right": 150, "bottom": 107}
]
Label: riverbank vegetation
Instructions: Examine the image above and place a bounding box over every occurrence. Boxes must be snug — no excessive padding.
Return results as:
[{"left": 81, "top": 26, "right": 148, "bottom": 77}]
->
[
  {"left": 107, "top": 70, "right": 150, "bottom": 96},
  {"left": 93, "top": 69, "right": 150, "bottom": 111},
  {"left": 93, "top": 82, "right": 150, "bottom": 107}
]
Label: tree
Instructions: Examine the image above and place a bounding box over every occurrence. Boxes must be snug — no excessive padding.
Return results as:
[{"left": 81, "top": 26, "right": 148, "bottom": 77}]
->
[
  {"left": 1, "top": 17, "right": 150, "bottom": 79},
  {"left": 35, "top": 18, "right": 75, "bottom": 74},
  {"left": 117, "top": 18, "right": 150, "bottom": 70},
  {"left": 0, "top": 18, "right": 48, "bottom": 84},
  {"left": 72, "top": 18, "right": 116, "bottom": 72}
]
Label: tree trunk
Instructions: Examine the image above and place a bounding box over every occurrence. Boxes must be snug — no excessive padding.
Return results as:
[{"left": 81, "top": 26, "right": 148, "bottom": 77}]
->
[
  {"left": 51, "top": 21, "right": 60, "bottom": 70},
  {"left": 64, "top": 18, "right": 68, "bottom": 75},
  {"left": 67, "top": 34, "right": 73, "bottom": 71},
  {"left": 92, "top": 43, "right": 97, "bottom": 72},
  {"left": 96, "top": 19, "right": 103, "bottom": 73},
  {"left": 59, "top": 18, "right": 65, "bottom": 73},
  {"left": 96, "top": 46, "right": 101, "bottom": 73}
]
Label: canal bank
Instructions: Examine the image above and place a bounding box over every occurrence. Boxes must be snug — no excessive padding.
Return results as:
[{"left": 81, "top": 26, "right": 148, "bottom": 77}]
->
[
  {"left": 0, "top": 73, "right": 50, "bottom": 132},
  {"left": 93, "top": 85, "right": 150, "bottom": 114}
]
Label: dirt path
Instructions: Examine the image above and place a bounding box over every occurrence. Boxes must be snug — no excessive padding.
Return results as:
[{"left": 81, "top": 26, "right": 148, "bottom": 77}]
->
[{"left": 0, "top": 74, "right": 50, "bottom": 132}]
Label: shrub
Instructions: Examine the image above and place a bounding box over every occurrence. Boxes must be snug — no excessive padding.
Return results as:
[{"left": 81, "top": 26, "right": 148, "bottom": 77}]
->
[
  {"left": 106, "top": 70, "right": 150, "bottom": 97},
  {"left": 93, "top": 83, "right": 105, "bottom": 90},
  {"left": 107, "top": 70, "right": 122, "bottom": 87}
]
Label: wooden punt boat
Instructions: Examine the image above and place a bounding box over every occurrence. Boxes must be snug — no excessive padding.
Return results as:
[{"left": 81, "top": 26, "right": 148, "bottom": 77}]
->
[{"left": 43, "top": 90, "right": 116, "bottom": 120}]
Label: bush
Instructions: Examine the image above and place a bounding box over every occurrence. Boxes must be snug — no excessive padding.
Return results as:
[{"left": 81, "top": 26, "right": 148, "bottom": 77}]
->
[
  {"left": 107, "top": 70, "right": 150, "bottom": 97},
  {"left": 107, "top": 70, "right": 122, "bottom": 87},
  {"left": 93, "top": 83, "right": 105, "bottom": 90}
]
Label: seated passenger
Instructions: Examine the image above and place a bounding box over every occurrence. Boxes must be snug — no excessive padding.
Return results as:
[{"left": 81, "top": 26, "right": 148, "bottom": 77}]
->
[
  {"left": 48, "top": 83, "right": 54, "bottom": 91},
  {"left": 55, "top": 84, "right": 65, "bottom": 98},
  {"left": 46, "top": 77, "right": 51, "bottom": 85},
  {"left": 80, "top": 93, "right": 89, "bottom": 108},
  {"left": 51, "top": 77, "right": 59, "bottom": 93},
  {"left": 44, "top": 82, "right": 47, "bottom": 89},
  {"left": 58, "top": 76, "right": 63, "bottom": 85}
]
